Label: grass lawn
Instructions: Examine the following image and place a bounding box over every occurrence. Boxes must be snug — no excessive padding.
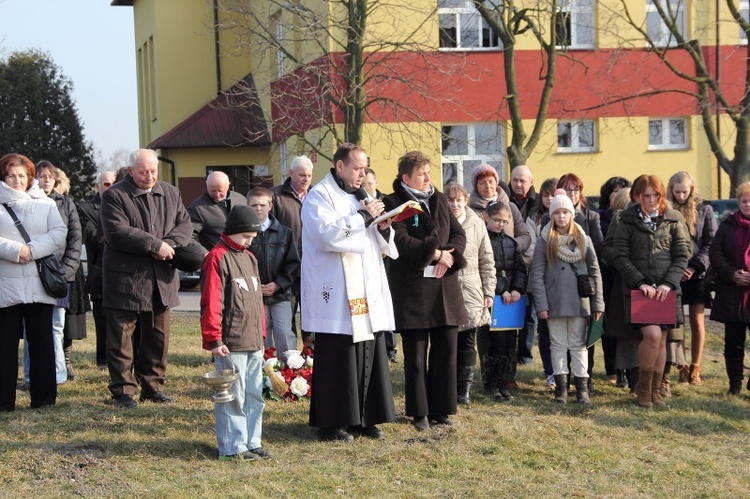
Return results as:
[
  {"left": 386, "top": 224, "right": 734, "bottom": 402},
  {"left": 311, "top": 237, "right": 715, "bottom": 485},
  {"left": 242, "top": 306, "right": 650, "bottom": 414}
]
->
[{"left": 1, "top": 312, "right": 749, "bottom": 497}]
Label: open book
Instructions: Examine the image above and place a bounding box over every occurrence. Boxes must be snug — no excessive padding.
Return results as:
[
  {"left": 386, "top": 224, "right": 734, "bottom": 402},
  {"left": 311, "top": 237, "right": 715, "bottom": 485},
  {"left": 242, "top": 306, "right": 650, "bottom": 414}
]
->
[{"left": 373, "top": 200, "right": 423, "bottom": 224}]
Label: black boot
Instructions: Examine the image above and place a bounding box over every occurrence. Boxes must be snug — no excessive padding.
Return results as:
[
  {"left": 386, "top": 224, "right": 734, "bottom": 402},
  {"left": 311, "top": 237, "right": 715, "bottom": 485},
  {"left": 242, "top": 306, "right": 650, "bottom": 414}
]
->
[
  {"left": 457, "top": 365, "right": 475, "bottom": 406},
  {"left": 553, "top": 374, "right": 567, "bottom": 404},
  {"left": 497, "top": 356, "right": 514, "bottom": 402},
  {"left": 575, "top": 376, "right": 591, "bottom": 404},
  {"left": 481, "top": 355, "right": 502, "bottom": 401},
  {"left": 63, "top": 343, "right": 75, "bottom": 381},
  {"left": 726, "top": 356, "right": 744, "bottom": 395},
  {"left": 616, "top": 369, "right": 629, "bottom": 388}
]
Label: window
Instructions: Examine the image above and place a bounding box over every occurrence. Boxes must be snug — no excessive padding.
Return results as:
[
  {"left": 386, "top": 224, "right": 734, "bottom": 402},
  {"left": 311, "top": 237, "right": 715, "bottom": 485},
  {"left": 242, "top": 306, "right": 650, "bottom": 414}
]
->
[
  {"left": 439, "top": 0, "right": 501, "bottom": 50},
  {"left": 646, "top": 0, "right": 686, "bottom": 48},
  {"left": 555, "top": 0, "right": 595, "bottom": 49},
  {"left": 557, "top": 120, "right": 597, "bottom": 153},
  {"left": 441, "top": 123, "right": 504, "bottom": 191},
  {"left": 740, "top": 0, "right": 748, "bottom": 44},
  {"left": 648, "top": 118, "right": 688, "bottom": 150},
  {"left": 207, "top": 166, "right": 257, "bottom": 196}
]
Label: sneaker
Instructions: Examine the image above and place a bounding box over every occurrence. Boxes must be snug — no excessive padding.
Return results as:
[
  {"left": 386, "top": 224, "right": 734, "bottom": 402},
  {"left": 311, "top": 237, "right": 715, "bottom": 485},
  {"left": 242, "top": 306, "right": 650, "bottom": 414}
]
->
[
  {"left": 248, "top": 447, "right": 272, "bottom": 458},
  {"left": 546, "top": 375, "right": 556, "bottom": 391},
  {"left": 113, "top": 394, "right": 137, "bottom": 409},
  {"left": 219, "top": 450, "right": 260, "bottom": 461}
]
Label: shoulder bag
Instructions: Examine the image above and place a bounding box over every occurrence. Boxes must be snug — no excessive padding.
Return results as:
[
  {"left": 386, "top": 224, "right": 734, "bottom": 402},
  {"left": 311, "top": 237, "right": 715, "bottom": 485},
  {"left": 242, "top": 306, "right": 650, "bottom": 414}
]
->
[{"left": 3, "top": 203, "right": 68, "bottom": 298}]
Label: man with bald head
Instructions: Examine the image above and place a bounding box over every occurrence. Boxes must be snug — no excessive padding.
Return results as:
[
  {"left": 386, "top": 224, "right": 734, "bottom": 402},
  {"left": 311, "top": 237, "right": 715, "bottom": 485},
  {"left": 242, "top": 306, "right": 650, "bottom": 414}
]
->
[
  {"left": 100, "top": 149, "right": 192, "bottom": 408},
  {"left": 188, "top": 171, "right": 248, "bottom": 252},
  {"left": 78, "top": 170, "right": 117, "bottom": 369},
  {"left": 509, "top": 165, "right": 536, "bottom": 220}
]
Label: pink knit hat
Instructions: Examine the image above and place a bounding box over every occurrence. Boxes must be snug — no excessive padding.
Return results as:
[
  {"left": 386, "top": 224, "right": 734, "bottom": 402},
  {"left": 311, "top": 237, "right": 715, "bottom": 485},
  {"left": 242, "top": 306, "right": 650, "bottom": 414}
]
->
[
  {"left": 549, "top": 188, "right": 575, "bottom": 215},
  {"left": 471, "top": 163, "right": 499, "bottom": 191}
]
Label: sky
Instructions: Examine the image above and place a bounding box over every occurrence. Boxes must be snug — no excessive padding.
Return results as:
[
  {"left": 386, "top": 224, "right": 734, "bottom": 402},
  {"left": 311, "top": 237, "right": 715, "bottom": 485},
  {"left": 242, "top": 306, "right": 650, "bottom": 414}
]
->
[{"left": 0, "top": 0, "right": 138, "bottom": 165}]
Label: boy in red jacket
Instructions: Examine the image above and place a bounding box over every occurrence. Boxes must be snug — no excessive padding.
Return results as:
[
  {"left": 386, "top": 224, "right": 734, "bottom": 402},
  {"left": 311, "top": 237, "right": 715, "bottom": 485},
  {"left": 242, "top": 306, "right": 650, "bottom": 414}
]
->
[{"left": 200, "top": 205, "right": 270, "bottom": 461}]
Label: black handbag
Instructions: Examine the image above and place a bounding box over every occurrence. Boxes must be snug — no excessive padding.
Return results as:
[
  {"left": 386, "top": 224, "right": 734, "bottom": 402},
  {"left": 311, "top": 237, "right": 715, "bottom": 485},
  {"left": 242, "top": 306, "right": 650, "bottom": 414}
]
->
[
  {"left": 568, "top": 262, "right": 596, "bottom": 297},
  {"left": 3, "top": 203, "right": 68, "bottom": 299}
]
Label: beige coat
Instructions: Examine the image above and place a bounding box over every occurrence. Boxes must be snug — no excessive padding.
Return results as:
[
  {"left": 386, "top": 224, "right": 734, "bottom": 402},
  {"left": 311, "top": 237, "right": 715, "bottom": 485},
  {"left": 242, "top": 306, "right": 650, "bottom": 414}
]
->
[{"left": 457, "top": 208, "right": 496, "bottom": 330}]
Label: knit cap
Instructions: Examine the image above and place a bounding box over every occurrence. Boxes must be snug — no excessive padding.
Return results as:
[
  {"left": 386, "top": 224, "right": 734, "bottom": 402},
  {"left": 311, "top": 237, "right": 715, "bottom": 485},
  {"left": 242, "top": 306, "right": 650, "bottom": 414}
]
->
[
  {"left": 470, "top": 163, "right": 499, "bottom": 191},
  {"left": 549, "top": 188, "right": 575, "bottom": 215},
  {"left": 225, "top": 205, "right": 261, "bottom": 235}
]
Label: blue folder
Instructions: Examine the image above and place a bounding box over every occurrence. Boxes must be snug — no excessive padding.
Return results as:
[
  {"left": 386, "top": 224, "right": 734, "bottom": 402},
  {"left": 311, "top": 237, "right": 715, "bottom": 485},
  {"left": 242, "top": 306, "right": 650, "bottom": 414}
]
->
[{"left": 490, "top": 295, "right": 527, "bottom": 331}]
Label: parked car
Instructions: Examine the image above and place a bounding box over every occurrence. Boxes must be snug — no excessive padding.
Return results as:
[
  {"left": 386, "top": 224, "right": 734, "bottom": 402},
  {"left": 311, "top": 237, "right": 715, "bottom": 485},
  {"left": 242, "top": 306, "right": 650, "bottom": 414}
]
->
[
  {"left": 179, "top": 269, "right": 201, "bottom": 290},
  {"left": 708, "top": 198, "right": 738, "bottom": 222}
]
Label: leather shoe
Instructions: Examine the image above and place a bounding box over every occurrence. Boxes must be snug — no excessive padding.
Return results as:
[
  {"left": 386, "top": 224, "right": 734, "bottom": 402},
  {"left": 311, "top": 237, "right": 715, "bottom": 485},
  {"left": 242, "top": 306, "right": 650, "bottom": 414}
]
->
[
  {"left": 249, "top": 447, "right": 272, "bottom": 458},
  {"left": 412, "top": 416, "right": 429, "bottom": 431},
  {"left": 429, "top": 415, "right": 452, "bottom": 426},
  {"left": 139, "top": 392, "right": 175, "bottom": 404},
  {"left": 113, "top": 394, "right": 137, "bottom": 409},
  {"left": 318, "top": 427, "right": 354, "bottom": 443},
  {"left": 353, "top": 425, "right": 385, "bottom": 440}
]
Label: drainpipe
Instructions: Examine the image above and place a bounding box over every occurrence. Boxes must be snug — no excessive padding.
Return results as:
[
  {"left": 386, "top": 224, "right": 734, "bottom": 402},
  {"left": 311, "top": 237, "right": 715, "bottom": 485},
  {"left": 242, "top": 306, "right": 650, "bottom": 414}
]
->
[
  {"left": 214, "top": 0, "right": 222, "bottom": 95},
  {"left": 158, "top": 156, "right": 176, "bottom": 186}
]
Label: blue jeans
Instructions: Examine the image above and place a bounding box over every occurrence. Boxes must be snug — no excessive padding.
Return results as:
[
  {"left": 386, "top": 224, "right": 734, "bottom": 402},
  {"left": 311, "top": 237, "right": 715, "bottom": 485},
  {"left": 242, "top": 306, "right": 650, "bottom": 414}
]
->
[
  {"left": 264, "top": 301, "right": 296, "bottom": 359},
  {"left": 24, "top": 306, "right": 66, "bottom": 384},
  {"left": 213, "top": 350, "right": 265, "bottom": 456}
]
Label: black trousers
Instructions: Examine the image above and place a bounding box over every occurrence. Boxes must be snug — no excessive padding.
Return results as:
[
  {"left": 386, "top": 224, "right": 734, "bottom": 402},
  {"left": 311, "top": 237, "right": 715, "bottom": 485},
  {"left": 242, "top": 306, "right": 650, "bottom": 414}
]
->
[
  {"left": 0, "top": 303, "right": 56, "bottom": 411},
  {"left": 401, "top": 326, "right": 458, "bottom": 418},
  {"left": 107, "top": 306, "right": 169, "bottom": 397},
  {"left": 725, "top": 322, "right": 748, "bottom": 359},
  {"left": 92, "top": 299, "right": 107, "bottom": 366}
]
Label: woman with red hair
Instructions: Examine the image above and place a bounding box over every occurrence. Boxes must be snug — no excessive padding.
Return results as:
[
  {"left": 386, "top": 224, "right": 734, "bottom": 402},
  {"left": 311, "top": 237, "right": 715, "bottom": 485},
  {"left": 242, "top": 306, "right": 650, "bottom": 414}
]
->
[{"left": 611, "top": 174, "right": 689, "bottom": 408}]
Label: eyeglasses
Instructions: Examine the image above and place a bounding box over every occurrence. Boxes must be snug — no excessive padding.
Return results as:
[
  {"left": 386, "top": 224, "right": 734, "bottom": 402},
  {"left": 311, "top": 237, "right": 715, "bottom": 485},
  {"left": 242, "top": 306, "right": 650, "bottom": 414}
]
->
[
  {"left": 490, "top": 218, "right": 510, "bottom": 225},
  {"left": 564, "top": 188, "right": 581, "bottom": 195},
  {"left": 37, "top": 175, "right": 56, "bottom": 181}
]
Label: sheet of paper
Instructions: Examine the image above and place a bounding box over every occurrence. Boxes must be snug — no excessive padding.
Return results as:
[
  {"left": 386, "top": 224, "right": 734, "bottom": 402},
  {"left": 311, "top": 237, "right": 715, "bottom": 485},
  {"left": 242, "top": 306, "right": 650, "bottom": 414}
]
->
[{"left": 423, "top": 265, "right": 436, "bottom": 278}]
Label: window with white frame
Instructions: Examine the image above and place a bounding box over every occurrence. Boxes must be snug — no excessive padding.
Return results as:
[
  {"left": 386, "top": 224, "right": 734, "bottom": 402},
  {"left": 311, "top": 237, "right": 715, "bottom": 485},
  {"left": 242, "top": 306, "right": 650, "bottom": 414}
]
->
[
  {"left": 649, "top": 117, "right": 688, "bottom": 150},
  {"left": 438, "top": 0, "right": 501, "bottom": 50},
  {"left": 740, "top": 0, "right": 749, "bottom": 44},
  {"left": 441, "top": 123, "right": 504, "bottom": 191},
  {"left": 557, "top": 120, "right": 597, "bottom": 153},
  {"left": 555, "top": 0, "right": 595, "bottom": 49},
  {"left": 646, "top": 0, "right": 686, "bottom": 48}
]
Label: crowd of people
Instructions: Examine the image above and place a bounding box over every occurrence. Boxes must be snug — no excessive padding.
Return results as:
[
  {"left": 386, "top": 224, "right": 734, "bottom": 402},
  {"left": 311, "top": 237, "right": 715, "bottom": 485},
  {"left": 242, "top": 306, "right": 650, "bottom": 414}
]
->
[{"left": 3, "top": 146, "right": 750, "bottom": 459}]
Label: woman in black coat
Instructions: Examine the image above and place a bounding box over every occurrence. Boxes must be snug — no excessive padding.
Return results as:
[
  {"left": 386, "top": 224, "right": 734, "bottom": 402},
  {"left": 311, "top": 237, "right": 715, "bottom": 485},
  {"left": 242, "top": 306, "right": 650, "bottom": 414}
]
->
[
  {"left": 384, "top": 151, "right": 468, "bottom": 431},
  {"left": 709, "top": 182, "right": 750, "bottom": 395}
]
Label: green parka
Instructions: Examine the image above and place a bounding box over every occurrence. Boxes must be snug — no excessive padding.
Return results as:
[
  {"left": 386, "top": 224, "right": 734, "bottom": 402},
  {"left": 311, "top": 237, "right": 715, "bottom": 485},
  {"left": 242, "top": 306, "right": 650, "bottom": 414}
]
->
[{"left": 611, "top": 203, "right": 690, "bottom": 324}]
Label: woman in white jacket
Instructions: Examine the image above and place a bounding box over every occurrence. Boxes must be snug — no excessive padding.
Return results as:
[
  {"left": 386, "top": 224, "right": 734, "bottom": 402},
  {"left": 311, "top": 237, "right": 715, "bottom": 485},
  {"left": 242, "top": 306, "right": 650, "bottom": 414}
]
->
[{"left": 0, "top": 153, "right": 66, "bottom": 411}]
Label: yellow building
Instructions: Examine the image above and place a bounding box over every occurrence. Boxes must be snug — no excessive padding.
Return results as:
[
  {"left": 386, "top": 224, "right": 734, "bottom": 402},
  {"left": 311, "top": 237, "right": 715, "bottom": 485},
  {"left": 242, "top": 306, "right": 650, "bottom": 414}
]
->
[{"left": 113, "top": 0, "right": 743, "bottom": 202}]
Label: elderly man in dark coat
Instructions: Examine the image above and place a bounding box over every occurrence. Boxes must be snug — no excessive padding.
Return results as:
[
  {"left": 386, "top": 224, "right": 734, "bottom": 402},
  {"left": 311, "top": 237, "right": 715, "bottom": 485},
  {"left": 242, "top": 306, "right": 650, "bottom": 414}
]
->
[
  {"left": 100, "top": 149, "right": 192, "bottom": 408},
  {"left": 187, "top": 170, "right": 247, "bottom": 252}
]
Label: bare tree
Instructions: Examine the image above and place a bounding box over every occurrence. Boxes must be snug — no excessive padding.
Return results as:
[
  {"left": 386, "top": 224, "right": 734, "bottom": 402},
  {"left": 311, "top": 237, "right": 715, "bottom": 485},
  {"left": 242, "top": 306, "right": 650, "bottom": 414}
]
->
[
  {"left": 598, "top": 0, "right": 750, "bottom": 192},
  {"left": 472, "top": 0, "right": 561, "bottom": 168},
  {"left": 215, "top": 0, "right": 470, "bottom": 162}
]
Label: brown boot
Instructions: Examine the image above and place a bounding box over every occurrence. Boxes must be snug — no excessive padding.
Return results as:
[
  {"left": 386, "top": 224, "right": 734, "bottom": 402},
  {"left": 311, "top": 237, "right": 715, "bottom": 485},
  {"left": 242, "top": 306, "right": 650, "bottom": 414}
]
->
[
  {"left": 677, "top": 364, "right": 690, "bottom": 384},
  {"left": 652, "top": 370, "right": 666, "bottom": 407},
  {"left": 660, "top": 364, "right": 672, "bottom": 399},
  {"left": 688, "top": 363, "right": 702, "bottom": 385},
  {"left": 636, "top": 368, "right": 654, "bottom": 408}
]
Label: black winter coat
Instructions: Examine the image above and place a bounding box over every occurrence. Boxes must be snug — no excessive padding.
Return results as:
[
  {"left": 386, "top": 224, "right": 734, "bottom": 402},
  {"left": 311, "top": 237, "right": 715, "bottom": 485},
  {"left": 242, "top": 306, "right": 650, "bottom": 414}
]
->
[
  {"left": 270, "top": 177, "right": 305, "bottom": 254},
  {"left": 50, "top": 191, "right": 82, "bottom": 282},
  {"left": 384, "top": 181, "right": 468, "bottom": 330},
  {"left": 709, "top": 215, "right": 750, "bottom": 323},
  {"left": 248, "top": 215, "right": 301, "bottom": 305},
  {"left": 488, "top": 230, "right": 527, "bottom": 295}
]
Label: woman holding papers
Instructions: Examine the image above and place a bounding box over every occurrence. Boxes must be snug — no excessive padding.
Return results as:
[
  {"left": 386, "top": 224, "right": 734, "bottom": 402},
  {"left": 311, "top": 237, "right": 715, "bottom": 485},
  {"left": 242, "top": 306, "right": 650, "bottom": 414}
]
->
[
  {"left": 708, "top": 182, "right": 750, "bottom": 395},
  {"left": 530, "top": 190, "right": 603, "bottom": 405},
  {"left": 611, "top": 175, "right": 689, "bottom": 408},
  {"left": 384, "top": 151, "right": 468, "bottom": 431}
]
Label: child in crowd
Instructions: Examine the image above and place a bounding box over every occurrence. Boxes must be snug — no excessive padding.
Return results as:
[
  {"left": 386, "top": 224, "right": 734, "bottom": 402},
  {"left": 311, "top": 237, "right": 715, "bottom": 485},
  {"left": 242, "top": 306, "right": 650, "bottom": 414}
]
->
[
  {"left": 529, "top": 190, "right": 604, "bottom": 405},
  {"left": 247, "top": 187, "right": 301, "bottom": 361},
  {"left": 200, "top": 205, "right": 270, "bottom": 461},
  {"left": 482, "top": 201, "right": 527, "bottom": 402}
]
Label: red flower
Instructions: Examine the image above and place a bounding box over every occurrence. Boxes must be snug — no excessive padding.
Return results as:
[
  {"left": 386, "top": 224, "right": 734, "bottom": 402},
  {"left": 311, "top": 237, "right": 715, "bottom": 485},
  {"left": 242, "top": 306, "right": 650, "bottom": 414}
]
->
[{"left": 264, "top": 347, "right": 277, "bottom": 360}]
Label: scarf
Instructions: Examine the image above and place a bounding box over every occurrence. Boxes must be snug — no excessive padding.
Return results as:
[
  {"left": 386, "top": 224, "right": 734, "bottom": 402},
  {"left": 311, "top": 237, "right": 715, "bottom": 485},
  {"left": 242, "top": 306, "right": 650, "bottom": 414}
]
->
[
  {"left": 557, "top": 234, "right": 583, "bottom": 263},
  {"left": 400, "top": 181, "right": 434, "bottom": 215},
  {"left": 638, "top": 207, "right": 660, "bottom": 231},
  {"left": 733, "top": 211, "right": 750, "bottom": 314}
]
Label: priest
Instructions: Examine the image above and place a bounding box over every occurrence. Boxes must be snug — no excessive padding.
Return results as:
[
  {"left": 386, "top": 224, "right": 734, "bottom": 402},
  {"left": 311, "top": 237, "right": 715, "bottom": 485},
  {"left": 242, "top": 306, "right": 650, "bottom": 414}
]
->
[{"left": 301, "top": 143, "right": 398, "bottom": 442}]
